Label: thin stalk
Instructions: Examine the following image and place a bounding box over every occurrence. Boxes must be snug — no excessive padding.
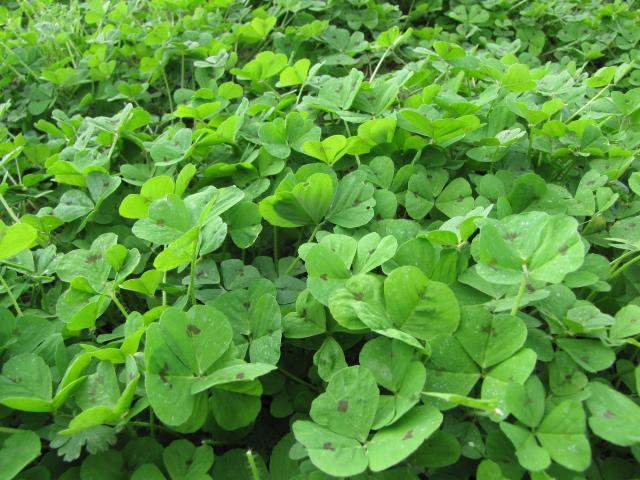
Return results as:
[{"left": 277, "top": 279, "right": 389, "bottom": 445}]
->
[
  {"left": 295, "top": 81, "right": 305, "bottom": 105},
  {"left": 246, "top": 450, "right": 261, "bottom": 480},
  {"left": 0, "top": 274, "right": 22, "bottom": 317},
  {"left": 149, "top": 409, "right": 155, "bottom": 439},
  {"left": 0, "top": 41, "right": 39, "bottom": 79},
  {"left": 187, "top": 236, "right": 200, "bottom": 307},
  {"left": 566, "top": 84, "right": 611, "bottom": 123},
  {"left": 0, "top": 426, "right": 26, "bottom": 434},
  {"left": 273, "top": 227, "right": 279, "bottom": 272},
  {"left": 278, "top": 367, "right": 320, "bottom": 393},
  {"left": 369, "top": 46, "right": 392, "bottom": 83},
  {"left": 129, "top": 421, "right": 178, "bottom": 436},
  {"left": 510, "top": 265, "right": 529, "bottom": 315},
  {"left": 0, "top": 193, "right": 20, "bottom": 223},
  {"left": 111, "top": 292, "right": 129, "bottom": 318},
  {"left": 284, "top": 223, "right": 321, "bottom": 276},
  {"left": 610, "top": 254, "right": 640, "bottom": 280},
  {"left": 342, "top": 120, "right": 360, "bottom": 166},
  {"left": 180, "top": 53, "right": 185, "bottom": 89},
  {"left": 610, "top": 249, "right": 636, "bottom": 270},
  {"left": 162, "top": 272, "right": 167, "bottom": 306},
  {"left": 162, "top": 68, "right": 174, "bottom": 113}
]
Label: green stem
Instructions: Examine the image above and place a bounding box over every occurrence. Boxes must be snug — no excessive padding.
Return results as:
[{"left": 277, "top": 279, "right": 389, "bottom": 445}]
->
[
  {"left": 278, "top": 367, "right": 320, "bottom": 393},
  {"left": 162, "top": 68, "right": 174, "bottom": 113},
  {"left": 370, "top": 46, "right": 392, "bottom": 83},
  {"left": 284, "top": 223, "right": 321, "bottom": 276},
  {"left": 510, "top": 265, "right": 528, "bottom": 315},
  {"left": 566, "top": 84, "right": 611, "bottom": 123},
  {"left": 273, "top": 227, "right": 279, "bottom": 272},
  {"left": 0, "top": 274, "right": 22, "bottom": 317},
  {"left": 111, "top": 292, "right": 129, "bottom": 318},
  {"left": 0, "top": 426, "right": 27, "bottom": 434},
  {"left": 162, "top": 272, "right": 167, "bottom": 306},
  {"left": 187, "top": 236, "right": 200, "bottom": 307},
  {"left": 610, "top": 254, "right": 640, "bottom": 280},
  {"left": 149, "top": 409, "right": 155, "bottom": 439},
  {"left": 180, "top": 53, "right": 185, "bottom": 89},
  {"left": 129, "top": 421, "right": 178, "bottom": 436},
  {"left": 0, "top": 194, "right": 20, "bottom": 223},
  {"left": 0, "top": 40, "right": 39, "bottom": 79},
  {"left": 610, "top": 249, "right": 636, "bottom": 270},
  {"left": 342, "top": 120, "right": 360, "bottom": 166},
  {"left": 246, "top": 450, "right": 261, "bottom": 480},
  {"left": 295, "top": 82, "right": 305, "bottom": 105}
]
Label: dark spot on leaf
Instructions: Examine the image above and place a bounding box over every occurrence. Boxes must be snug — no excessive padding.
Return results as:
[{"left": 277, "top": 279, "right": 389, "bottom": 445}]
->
[
  {"left": 559, "top": 244, "right": 568, "bottom": 255},
  {"left": 320, "top": 274, "right": 328, "bottom": 281},
  {"left": 354, "top": 292, "right": 363, "bottom": 301},
  {"left": 187, "top": 324, "right": 201, "bottom": 336},
  {"left": 504, "top": 231, "right": 518, "bottom": 241},
  {"left": 160, "top": 363, "right": 170, "bottom": 385},
  {"left": 186, "top": 459, "right": 193, "bottom": 466},
  {"left": 244, "top": 302, "right": 251, "bottom": 309},
  {"left": 156, "top": 219, "right": 165, "bottom": 226},
  {"left": 86, "top": 254, "right": 100, "bottom": 264},
  {"left": 481, "top": 326, "right": 495, "bottom": 335},
  {"left": 236, "top": 372, "right": 245, "bottom": 380},
  {"left": 337, "top": 400, "right": 348, "bottom": 412},
  {"left": 323, "top": 442, "right": 335, "bottom": 451},
  {"left": 403, "top": 430, "right": 414, "bottom": 440},
  {"left": 603, "top": 410, "right": 616, "bottom": 418}
]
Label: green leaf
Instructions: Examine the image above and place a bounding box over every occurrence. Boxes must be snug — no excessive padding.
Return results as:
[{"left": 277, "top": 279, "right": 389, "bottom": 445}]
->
[
  {"left": 629, "top": 172, "right": 640, "bottom": 196},
  {"left": 309, "top": 366, "right": 379, "bottom": 443},
  {"left": 278, "top": 58, "right": 310, "bottom": 87},
  {"left": 456, "top": 306, "right": 527, "bottom": 368},
  {"left": 586, "top": 381, "right": 640, "bottom": 447},
  {"left": 163, "top": 439, "right": 214, "bottom": 480},
  {"left": 556, "top": 338, "right": 615, "bottom": 373},
  {"left": 502, "top": 64, "right": 536, "bottom": 92},
  {"left": 368, "top": 405, "right": 443, "bottom": 471},
  {"left": 0, "top": 353, "right": 52, "bottom": 412},
  {"left": 475, "top": 212, "right": 585, "bottom": 285},
  {"left": 144, "top": 305, "right": 233, "bottom": 425},
  {"left": 326, "top": 170, "right": 376, "bottom": 228},
  {"left": 292, "top": 421, "right": 368, "bottom": 477},
  {"left": 120, "top": 269, "right": 163, "bottom": 296},
  {"left": 435, "top": 178, "right": 474, "bottom": 218},
  {"left": 536, "top": 400, "right": 591, "bottom": 472},
  {"left": 0, "top": 431, "right": 41, "bottom": 480},
  {"left": 248, "top": 294, "right": 282, "bottom": 365},
  {"left": 505, "top": 375, "right": 545, "bottom": 428},
  {"left": 384, "top": 266, "right": 460, "bottom": 341},
  {"left": 0, "top": 222, "right": 37, "bottom": 260},
  {"left": 210, "top": 389, "right": 261, "bottom": 430},
  {"left": 260, "top": 173, "right": 334, "bottom": 227},
  {"left": 500, "top": 422, "right": 550, "bottom": 472},
  {"left": 191, "top": 363, "right": 277, "bottom": 393},
  {"left": 302, "top": 135, "right": 351, "bottom": 165},
  {"left": 481, "top": 348, "right": 537, "bottom": 414},
  {"left": 313, "top": 337, "right": 347, "bottom": 382}
]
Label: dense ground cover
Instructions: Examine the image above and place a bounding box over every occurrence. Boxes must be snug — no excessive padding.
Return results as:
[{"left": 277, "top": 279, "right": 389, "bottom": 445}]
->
[{"left": 1, "top": 0, "right": 640, "bottom": 478}]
